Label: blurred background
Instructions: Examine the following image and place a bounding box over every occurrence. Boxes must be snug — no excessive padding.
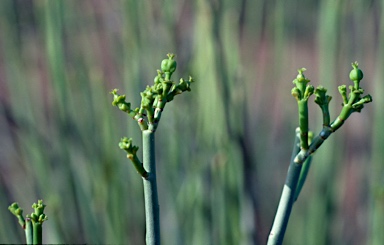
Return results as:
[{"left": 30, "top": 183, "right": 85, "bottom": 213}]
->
[{"left": 0, "top": 0, "right": 383, "bottom": 244}]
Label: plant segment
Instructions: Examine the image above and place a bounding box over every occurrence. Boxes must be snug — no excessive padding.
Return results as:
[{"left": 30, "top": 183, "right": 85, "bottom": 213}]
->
[
  {"left": 8, "top": 200, "right": 48, "bottom": 244},
  {"left": 111, "top": 54, "right": 193, "bottom": 245},
  {"left": 267, "top": 62, "right": 372, "bottom": 245}
]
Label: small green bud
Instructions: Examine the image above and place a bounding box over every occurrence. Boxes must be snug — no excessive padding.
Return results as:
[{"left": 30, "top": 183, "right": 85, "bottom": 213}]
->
[
  {"left": 293, "top": 68, "right": 311, "bottom": 95},
  {"left": 119, "top": 103, "right": 130, "bottom": 112},
  {"left": 154, "top": 70, "right": 164, "bottom": 84},
  {"left": 349, "top": 61, "right": 364, "bottom": 82},
  {"left": 38, "top": 214, "right": 48, "bottom": 223},
  {"left": 352, "top": 94, "right": 373, "bottom": 110},
  {"left": 178, "top": 78, "right": 191, "bottom": 92},
  {"left": 296, "top": 68, "right": 307, "bottom": 82},
  {"left": 161, "top": 53, "right": 177, "bottom": 74},
  {"left": 8, "top": 202, "right": 23, "bottom": 216},
  {"left": 338, "top": 85, "right": 348, "bottom": 105},
  {"left": 119, "top": 137, "right": 139, "bottom": 155},
  {"left": 32, "top": 200, "right": 46, "bottom": 217},
  {"left": 111, "top": 89, "right": 132, "bottom": 113},
  {"left": 304, "top": 85, "right": 315, "bottom": 100},
  {"left": 140, "top": 86, "right": 156, "bottom": 108},
  {"left": 314, "top": 86, "right": 332, "bottom": 105},
  {"left": 291, "top": 87, "right": 301, "bottom": 101},
  {"left": 111, "top": 90, "right": 125, "bottom": 105}
]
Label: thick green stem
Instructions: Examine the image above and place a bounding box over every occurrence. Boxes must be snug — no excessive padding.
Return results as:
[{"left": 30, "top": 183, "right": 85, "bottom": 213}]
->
[
  {"left": 32, "top": 221, "right": 42, "bottom": 244},
  {"left": 142, "top": 130, "right": 160, "bottom": 245}
]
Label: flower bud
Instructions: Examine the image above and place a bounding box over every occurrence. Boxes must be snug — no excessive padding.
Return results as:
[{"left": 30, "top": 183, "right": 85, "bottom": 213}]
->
[
  {"left": 293, "top": 68, "right": 310, "bottom": 95},
  {"left": 349, "top": 62, "right": 364, "bottom": 82},
  {"left": 161, "top": 54, "right": 177, "bottom": 81}
]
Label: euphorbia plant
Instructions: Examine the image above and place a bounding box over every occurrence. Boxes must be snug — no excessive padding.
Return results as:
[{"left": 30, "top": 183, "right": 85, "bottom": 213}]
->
[
  {"left": 111, "top": 53, "right": 193, "bottom": 245},
  {"left": 8, "top": 200, "right": 48, "bottom": 245},
  {"left": 267, "top": 62, "right": 372, "bottom": 245}
]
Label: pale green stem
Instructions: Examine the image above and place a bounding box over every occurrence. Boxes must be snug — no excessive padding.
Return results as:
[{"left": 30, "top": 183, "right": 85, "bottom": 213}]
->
[
  {"left": 294, "top": 156, "right": 312, "bottom": 202},
  {"left": 267, "top": 163, "right": 302, "bottom": 245},
  {"left": 25, "top": 218, "right": 33, "bottom": 245},
  {"left": 142, "top": 130, "right": 160, "bottom": 245},
  {"left": 267, "top": 130, "right": 303, "bottom": 245}
]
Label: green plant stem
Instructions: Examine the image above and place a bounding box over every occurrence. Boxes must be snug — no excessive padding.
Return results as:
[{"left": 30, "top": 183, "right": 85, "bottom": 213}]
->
[
  {"left": 128, "top": 152, "right": 149, "bottom": 178},
  {"left": 267, "top": 156, "right": 302, "bottom": 245},
  {"left": 294, "top": 156, "right": 312, "bottom": 202},
  {"left": 294, "top": 126, "right": 333, "bottom": 164},
  {"left": 25, "top": 218, "right": 33, "bottom": 245},
  {"left": 289, "top": 128, "right": 300, "bottom": 164},
  {"left": 268, "top": 128, "right": 313, "bottom": 244},
  {"left": 32, "top": 221, "right": 42, "bottom": 244},
  {"left": 297, "top": 100, "right": 309, "bottom": 150},
  {"left": 294, "top": 129, "right": 313, "bottom": 202},
  {"left": 142, "top": 130, "right": 160, "bottom": 245}
]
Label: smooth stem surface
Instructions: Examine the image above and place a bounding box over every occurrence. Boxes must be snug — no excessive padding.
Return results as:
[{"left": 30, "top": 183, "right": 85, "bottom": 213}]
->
[
  {"left": 294, "top": 156, "right": 312, "bottom": 202},
  {"left": 25, "top": 218, "right": 33, "bottom": 245},
  {"left": 268, "top": 161, "right": 302, "bottom": 245},
  {"left": 298, "top": 100, "right": 309, "bottom": 150},
  {"left": 268, "top": 130, "right": 313, "bottom": 245},
  {"left": 267, "top": 131, "right": 303, "bottom": 245},
  {"left": 32, "top": 222, "right": 42, "bottom": 244},
  {"left": 142, "top": 130, "right": 160, "bottom": 245}
]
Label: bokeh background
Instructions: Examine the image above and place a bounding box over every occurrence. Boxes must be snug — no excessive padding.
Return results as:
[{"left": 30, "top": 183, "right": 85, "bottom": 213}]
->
[{"left": 0, "top": 0, "right": 383, "bottom": 244}]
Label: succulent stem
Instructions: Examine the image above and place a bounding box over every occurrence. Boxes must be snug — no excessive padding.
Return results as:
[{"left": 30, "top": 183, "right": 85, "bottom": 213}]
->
[
  {"left": 269, "top": 63, "right": 372, "bottom": 245},
  {"left": 142, "top": 130, "right": 160, "bottom": 245}
]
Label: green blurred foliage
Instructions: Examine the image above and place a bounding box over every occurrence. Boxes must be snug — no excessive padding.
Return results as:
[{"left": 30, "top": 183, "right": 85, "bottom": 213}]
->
[{"left": 0, "top": 0, "right": 382, "bottom": 244}]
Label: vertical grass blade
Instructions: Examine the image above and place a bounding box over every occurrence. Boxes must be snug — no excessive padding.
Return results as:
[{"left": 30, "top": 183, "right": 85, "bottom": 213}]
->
[{"left": 369, "top": 2, "right": 384, "bottom": 244}]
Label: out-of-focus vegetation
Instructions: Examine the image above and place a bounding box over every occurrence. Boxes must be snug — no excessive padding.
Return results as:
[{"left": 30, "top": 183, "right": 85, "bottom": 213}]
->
[{"left": 0, "top": 0, "right": 382, "bottom": 244}]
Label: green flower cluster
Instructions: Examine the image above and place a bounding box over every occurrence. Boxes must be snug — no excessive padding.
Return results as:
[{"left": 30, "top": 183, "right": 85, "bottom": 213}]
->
[
  {"left": 291, "top": 62, "right": 372, "bottom": 163},
  {"left": 111, "top": 53, "right": 194, "bottom": 132},
  {"left": 29, "top": 200, "right": 48, "bottom": 224},
  {"left": 9, "top": 200, "right": 48, "bottom": 244}
]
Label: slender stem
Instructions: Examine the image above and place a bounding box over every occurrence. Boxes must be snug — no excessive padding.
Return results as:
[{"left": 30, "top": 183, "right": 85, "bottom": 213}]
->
[
  {"left": 25, "top": 218, "right": 33, "bottom": 245},
  {"left": 267, "top": 161, "right": 302, "bottom": 245},
  {"left": 295, "top": 129, "right": 313, "bottom": 201},
  {"left": 294, "top": 156, "right": 312, "bottom": 202},
  {"left": 297, "top": 100, "right": 309, "bottom": 150},
  {"left": 128, "top": 153, "right": 149, "bottom": 178},
  {"left": 142, "top": 130, "right": 160, "bottom": 245},
  {"left": 268, "top": 129, "right": 314, "bottom": 245},
  {"left": 290, "top": 128, "right": 300, "bottom": 164}
]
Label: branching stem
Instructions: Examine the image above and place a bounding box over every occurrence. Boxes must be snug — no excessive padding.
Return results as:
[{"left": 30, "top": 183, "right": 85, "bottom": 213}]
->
[{"left": 268, "top": 63, "right": 372, "bottom": 245}]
